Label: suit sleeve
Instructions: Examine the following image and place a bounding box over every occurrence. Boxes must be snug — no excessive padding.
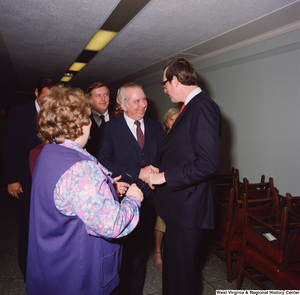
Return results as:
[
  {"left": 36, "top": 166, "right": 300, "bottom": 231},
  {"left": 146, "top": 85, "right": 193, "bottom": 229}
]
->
[{"left": 165, "top": 99, "right": 221, "bottom": 191}]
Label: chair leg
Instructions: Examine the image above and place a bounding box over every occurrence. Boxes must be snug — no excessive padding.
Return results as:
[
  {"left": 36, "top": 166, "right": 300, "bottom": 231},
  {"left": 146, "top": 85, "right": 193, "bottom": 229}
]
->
[
  {"left": 231, "top": 257, "right": 238, "bottom": 282},
  {"left": 236, "top": 258, "right": 245, "bottom": 290},
  {"left": 226, "top": 251, "right": 232, "bottom": 282}
]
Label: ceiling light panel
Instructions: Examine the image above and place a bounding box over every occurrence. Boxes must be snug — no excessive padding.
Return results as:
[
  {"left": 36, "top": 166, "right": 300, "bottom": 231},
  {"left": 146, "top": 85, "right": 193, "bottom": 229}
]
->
[
  {"left": 69, "top": 62, "right": 87, "bottom": 71},
  {"left": 85, "top": 30, "right": 117, "bottom": 51}
]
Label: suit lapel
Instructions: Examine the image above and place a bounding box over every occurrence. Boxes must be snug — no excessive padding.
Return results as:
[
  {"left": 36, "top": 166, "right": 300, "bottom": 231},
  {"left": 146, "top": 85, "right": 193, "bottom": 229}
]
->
[
  {"left": 144, "top": 118, "right": 156, "bottom": 163},
  {"left": 117, "top": 116, "right": 140, "bottom": 161},
  {"left": 160, "top": 92, "right": 204, "bottom": 146}
]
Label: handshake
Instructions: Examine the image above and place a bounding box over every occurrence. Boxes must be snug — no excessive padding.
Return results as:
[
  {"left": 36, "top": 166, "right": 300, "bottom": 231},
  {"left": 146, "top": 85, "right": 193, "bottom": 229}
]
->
[
  {"left": 139, "top": 165, "right": 166, "bottom": 190},
  {"left": 114, "top": 165, "right": 166, "bottom": 202}
]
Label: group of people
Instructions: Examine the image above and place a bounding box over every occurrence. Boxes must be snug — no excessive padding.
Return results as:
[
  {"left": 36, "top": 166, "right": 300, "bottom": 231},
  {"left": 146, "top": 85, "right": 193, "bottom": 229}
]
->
[{"left": 4, "top": 58, "right": 221, "bottom": 295}]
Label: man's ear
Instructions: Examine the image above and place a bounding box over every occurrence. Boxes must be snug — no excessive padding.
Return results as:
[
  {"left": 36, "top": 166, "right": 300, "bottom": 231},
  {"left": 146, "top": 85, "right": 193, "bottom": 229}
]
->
[
  {"left": 172, "top": 76, "right": 179, "bottom": 87},
  {"left": 120, "top": 102, "right": 127, "bottom": 112},
  {"left": 35, "top": 88, "right": 39, "bottom": 98}
]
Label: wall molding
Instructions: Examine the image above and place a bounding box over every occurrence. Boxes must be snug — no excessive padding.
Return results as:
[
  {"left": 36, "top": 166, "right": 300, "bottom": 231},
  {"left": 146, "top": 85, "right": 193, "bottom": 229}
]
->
[{"left": 192, "top": 21, "right": 300, "bottom": 63}]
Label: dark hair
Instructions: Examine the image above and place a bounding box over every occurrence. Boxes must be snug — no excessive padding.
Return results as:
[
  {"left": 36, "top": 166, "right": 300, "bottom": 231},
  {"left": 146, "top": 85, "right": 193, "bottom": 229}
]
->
[
  {"left": 36, "top": 78, "right": 56, "bottom": 95},
  {"left": 164, "top": 58, "right": 201, "bottom": 86},
  {"left": 86, "top": 82, "right": 110, "bottom": 95},
  {"left": 37, "top": 86, "right": 91, "bottom": 144}
]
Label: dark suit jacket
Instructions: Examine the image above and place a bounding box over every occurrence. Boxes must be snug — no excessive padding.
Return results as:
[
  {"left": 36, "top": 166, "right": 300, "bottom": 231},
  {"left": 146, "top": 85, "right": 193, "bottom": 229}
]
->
[
  {"left": 97, "top": 114, "right": 165, "bottom": 200},
  {"left": 155, "top": 90, "right": 221, "bottom": 229},
  {"left": 85, "top": 112, "right": 116, "bottom": 157},
  {"left": 4, "top": 101, "right": 42, "bottom": 192}
]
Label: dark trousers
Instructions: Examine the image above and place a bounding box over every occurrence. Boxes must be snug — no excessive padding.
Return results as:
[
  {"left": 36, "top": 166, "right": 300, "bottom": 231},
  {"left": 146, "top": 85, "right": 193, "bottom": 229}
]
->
[
  {"left": 18, "top": 190, "right": 31, "bottom": 281},
  {"left": 111, "top": 202, "right": 156, "bottom": 295},
  {"left": 162, "top": 222, "right": 203, "bottom": 295}
]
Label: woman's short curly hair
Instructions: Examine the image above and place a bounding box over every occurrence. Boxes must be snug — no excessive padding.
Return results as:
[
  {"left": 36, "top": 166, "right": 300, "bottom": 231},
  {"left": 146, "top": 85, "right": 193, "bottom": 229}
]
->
[{"left": 37, "top": 86, "right": 91, "bottom": 144}]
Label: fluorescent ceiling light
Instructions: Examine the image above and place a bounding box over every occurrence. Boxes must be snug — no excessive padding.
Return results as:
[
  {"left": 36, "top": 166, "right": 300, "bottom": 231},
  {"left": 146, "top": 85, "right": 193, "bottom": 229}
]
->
[
  {"left": 60, "top": 76, "right": 72, "bottom": 82},
  {"left": 85, "top": 30, "right": 117, "bottom": 51},
  {"left": 69, "top": 62, "right": 87, "bottom": 71}
]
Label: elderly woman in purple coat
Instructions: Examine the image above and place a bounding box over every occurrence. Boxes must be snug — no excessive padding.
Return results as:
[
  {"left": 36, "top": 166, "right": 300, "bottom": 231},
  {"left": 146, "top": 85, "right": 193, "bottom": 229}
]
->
[{"left": 26, "top": 86, "right": 143, "bottom": 295}]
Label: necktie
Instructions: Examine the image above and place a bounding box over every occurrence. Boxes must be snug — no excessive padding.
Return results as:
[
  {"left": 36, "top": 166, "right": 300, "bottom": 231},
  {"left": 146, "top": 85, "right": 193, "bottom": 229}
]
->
[
  {"left": 179, "top": 103, "right": 185, "bottom": 115},
  {"left": 134, "top": 121, "right": 144, "bottom": 149},
  {"left": 100, "top": 115, "right": 105, "bottom": 124}
]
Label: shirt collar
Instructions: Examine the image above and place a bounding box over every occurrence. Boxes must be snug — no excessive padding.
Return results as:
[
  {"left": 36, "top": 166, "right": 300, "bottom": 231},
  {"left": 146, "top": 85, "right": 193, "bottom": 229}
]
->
[
  {"left": 184, "top": 87, "right": 202, "bottom": 106},
  {"left": 35, "top": 99, "right": 40, "bottom": 112},
  {"left": 123, "top": 112, "right": 144, "bottom": 125},
  {"left": 91, "top": 109, "right": 108, "bottom": 117}
]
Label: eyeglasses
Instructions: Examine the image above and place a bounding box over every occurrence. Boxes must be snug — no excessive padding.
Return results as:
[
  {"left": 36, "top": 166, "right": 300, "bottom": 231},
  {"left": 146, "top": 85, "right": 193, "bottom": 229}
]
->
[
  {"left": 125, "top": 173, "right": 133, "bottom": 185},
  {"left": 161, "top": 79, "right": 170, "bottom": 87}
]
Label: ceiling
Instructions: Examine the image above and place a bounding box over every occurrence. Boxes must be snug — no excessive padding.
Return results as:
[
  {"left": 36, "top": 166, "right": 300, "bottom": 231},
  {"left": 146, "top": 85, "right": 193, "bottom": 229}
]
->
[{"left": 0, "top": 0, "right": 300, "bottom": 98}]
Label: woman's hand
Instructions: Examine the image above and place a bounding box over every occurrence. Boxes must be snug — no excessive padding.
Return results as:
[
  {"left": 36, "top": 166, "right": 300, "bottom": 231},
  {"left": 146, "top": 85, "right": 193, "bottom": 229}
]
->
[
  {"left": 125, "top": 183, "right": 144, "bottom": 203},
  {"left": 113, "top": 175, "right": 130, "bottom": 196}
]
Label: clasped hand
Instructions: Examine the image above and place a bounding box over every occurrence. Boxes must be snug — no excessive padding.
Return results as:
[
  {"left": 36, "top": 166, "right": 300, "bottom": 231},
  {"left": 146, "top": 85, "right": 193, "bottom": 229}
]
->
[
  {"left": 138, "top": 165, "right": 159, "bottom": 183},
  {"left": 147, "top": 172, "right": 166, "bottom": 190},
  {"left": 113, "top": 175, "right": 143, "bottom": 203}
]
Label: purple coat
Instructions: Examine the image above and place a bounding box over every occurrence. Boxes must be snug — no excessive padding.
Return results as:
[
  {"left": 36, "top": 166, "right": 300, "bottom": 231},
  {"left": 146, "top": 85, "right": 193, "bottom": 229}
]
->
[{"left": 26, "top": 144, "right": 122, "bottom": 295}]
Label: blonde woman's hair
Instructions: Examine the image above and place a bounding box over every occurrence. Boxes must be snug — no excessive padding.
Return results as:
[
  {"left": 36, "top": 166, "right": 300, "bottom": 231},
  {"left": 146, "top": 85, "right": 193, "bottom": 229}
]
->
[{"left": 163, "top": 108, "right": 179, "bottom": 132}]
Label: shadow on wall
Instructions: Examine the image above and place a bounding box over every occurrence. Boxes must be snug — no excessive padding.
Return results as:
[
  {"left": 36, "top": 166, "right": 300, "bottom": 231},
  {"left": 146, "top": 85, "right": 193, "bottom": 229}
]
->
[
  {"left": 219, "top": 113, "right": 233, "bottom": 173},
  {"left": 145, "top": 98, "right": 160, "bottom": 122},
  {"left": 199, "top": 75, "right": 234, "bottom": 173}
]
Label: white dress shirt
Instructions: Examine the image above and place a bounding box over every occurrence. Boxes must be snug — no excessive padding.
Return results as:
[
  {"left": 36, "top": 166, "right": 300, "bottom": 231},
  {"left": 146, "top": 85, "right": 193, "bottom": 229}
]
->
[
  {"left": 123, "top": 113, "right": 145, "bottom": 141},
  {"left": 91, "top": 109, "right": 109, "bottom": 127}
]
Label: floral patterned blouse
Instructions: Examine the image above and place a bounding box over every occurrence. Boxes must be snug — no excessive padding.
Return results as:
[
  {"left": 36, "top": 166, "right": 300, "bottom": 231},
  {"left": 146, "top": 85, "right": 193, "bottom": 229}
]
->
[{"left": 53, "top": 140, "right": 141, "bottom": 239}]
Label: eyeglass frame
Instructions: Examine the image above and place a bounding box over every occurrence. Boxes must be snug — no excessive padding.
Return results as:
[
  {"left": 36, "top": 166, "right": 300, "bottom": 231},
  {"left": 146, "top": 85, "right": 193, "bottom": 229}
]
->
[{"left": 161, "top": 79, "right": 170, "bottom": 87}]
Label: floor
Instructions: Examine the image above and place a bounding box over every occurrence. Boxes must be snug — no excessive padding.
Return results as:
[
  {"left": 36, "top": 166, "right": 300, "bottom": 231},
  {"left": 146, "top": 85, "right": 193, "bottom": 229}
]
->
[{"left": 0, "top": 189, "right": 274, "bottom": 295}]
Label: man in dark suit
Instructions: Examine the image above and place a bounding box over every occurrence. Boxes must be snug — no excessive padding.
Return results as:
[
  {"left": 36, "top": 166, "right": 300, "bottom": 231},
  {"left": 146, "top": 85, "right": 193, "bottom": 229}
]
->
[
  {"left": 97, "top": 83, "right": 165, "bottom": 295},
  {"left": 148, "top": 58, "right": 221, "bottom": 295},
  {"left": 85, "top": 82, "right": 115, "bottom": 156},
  {"left": 4, "top": 78, "right": 55, "bottom": 280}
]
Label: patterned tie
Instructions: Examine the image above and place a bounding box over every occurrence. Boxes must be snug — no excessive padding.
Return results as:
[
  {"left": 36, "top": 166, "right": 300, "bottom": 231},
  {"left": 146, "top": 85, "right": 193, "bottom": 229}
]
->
[
  {"left": 179, "top": 103, "right": 185, "bottom": 115},
  {"left": 134, "top": 121, "right": 144, "bottom": 149}
]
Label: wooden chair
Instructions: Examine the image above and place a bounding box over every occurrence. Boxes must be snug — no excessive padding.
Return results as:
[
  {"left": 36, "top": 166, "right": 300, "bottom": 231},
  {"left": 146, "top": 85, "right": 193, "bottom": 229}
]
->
[
  {"left": 215, "top": 168, "right": 239, "bottom": 198},
  {"left": 286, "top": 193, "right": 300, "bottom": 215},
  {"left": 211, "top": 188, "right": 241, "bottom": 282},
  {"left": 236, "top": 192, "right": 300, "bottom": 290},
  {"left": 276, "top": 205, "right": 300, "bottom": 290},
  {"left": 276, "top": 271, "right": 300, "bottom": 290},
  {"left": 211, "top": 182, "right": 277, "bottom": 282},
  {"left": 242, "top": 176, "right": 274, "bottom": 200}
]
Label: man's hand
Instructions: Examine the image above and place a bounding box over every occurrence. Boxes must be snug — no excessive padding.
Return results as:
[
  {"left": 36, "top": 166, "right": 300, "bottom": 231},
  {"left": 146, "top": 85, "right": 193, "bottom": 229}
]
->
[
  {"left": 149, "top": 165, "right": 159, "bottom": 173},
  {"left": 148, "top": 172, "right": 166, "bottom": 190},
  {"left": 139, "top": 166, "right": 160, "bottom": 183},
  {"left": 7, "top": 182, "right": 23, "bottom": 199}
]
